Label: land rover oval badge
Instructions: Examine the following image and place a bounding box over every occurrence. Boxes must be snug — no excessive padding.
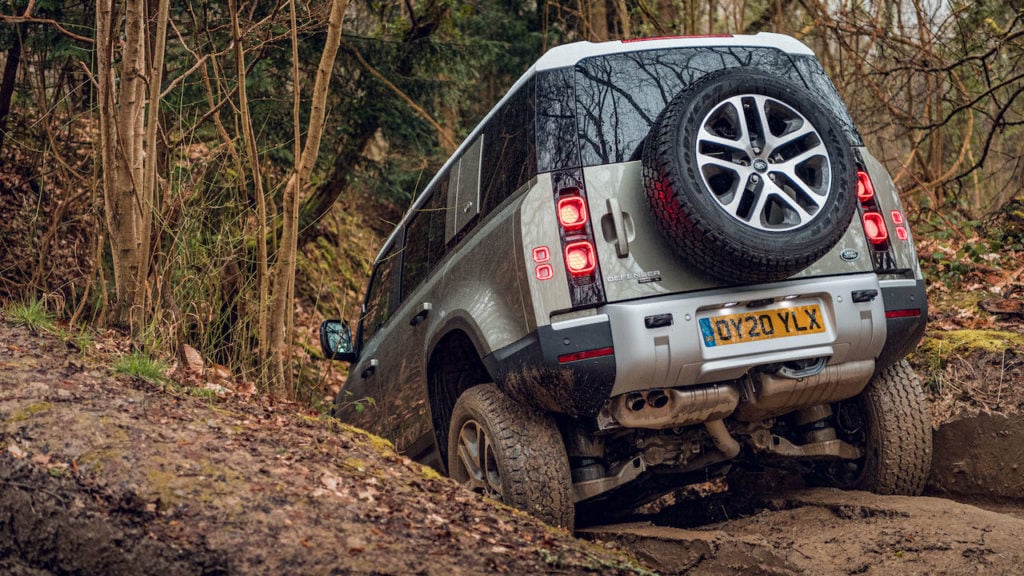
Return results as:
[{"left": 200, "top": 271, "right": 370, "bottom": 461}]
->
[{"left": 840, "top": 249, "right": 860, "bottom": 262}]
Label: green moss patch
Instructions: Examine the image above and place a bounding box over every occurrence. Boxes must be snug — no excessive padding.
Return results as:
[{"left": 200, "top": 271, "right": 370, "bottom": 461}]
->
[
  {"left": 918, "top": 330, "right": 1024, "bottom": 359},
  {"left": 8, "top": 402, "right": 53, "bottom": 422}
]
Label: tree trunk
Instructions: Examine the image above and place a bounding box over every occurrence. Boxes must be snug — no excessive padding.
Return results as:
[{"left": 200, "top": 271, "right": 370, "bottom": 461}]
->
[
  {"left": 0, "top": 24, "right": 24, "bottom": 157},
  {"left": 613, "top": 0, "right": 632, "bottom": 38},
  {"left": 97, "top": 0, "right": 147, "bottom": 331},
  {"left": 229, "top": 0, "right": 271, "bottom": 376},
  {"left": 586, "top": 0, "right": 610, "bottom": 41},
  {"left": 95, "top": 0, "right": 169, "bottom": 336},
  {"left": 296, "top": 114, "right": 379, "bottom": 246},
  {"left": 266, "top": 0, "right": 351, "bottom": 393}
]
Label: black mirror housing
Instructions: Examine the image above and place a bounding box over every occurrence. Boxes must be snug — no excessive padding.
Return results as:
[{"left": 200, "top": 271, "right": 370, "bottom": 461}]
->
[{"left": 320, "top": 320, "right": 357, "bottom": 362}]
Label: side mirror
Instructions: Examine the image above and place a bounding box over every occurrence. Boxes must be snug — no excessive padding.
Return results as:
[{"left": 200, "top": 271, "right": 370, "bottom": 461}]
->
[{"left": 320, "top": 320, "right": 357, "bottom": 362}]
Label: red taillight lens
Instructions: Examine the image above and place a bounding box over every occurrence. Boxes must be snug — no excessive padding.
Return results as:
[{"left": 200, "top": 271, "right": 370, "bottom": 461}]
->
[
  {"left": 862, "top": 212, "right": 888, "bottom": 244},
  {"left": 885, "top": 308, "right": 921, "bottom": 319},
  {"left": 564, "top": 241, "right": 597, "bottom": 276},
  {"left": 856, "top": 171, "right": 875, "bottom": 203},
  {"left": 535, "top": 264, "right": 554, "bottom": 281},
  {"left": 890, "top": 210, "right": 904, "bottom": 225},
  {"left": 896, "top": 226, "right": 909, "bottom": 240},
  {"left": 558, "top": 347, "right": 614, "bottom": 363},
  {"left": 557, "top": 196, "right": 588, "bottom": 230},
  {"left": 532, "top": 246, "right": 550, "bottom": 263}
]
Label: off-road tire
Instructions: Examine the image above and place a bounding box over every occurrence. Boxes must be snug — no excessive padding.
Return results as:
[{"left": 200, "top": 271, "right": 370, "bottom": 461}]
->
[
  {"left": 448, "top": 384, "right": 575, "bottom": 529},
  {"left": 820, "top": 359, "right": 932, "bottom": 494},
  {"left": 642, "top": 68, "right": 857, "bottom": 283}
]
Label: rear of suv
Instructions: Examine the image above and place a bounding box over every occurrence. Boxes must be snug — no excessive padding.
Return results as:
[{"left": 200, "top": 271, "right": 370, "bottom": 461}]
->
[{"left": 321, "top": 33, "right": 931, "bottom": 530}]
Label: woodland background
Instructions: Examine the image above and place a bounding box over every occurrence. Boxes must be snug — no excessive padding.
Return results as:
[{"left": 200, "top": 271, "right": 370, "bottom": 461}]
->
[{"left": 0, "top": 0, "right": 1021, "bottom": 404}]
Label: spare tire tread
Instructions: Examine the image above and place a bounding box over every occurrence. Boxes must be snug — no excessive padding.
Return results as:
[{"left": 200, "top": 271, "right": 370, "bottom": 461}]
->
[{"left": 642, "top": 69, "right": 857, "bottom": 283}]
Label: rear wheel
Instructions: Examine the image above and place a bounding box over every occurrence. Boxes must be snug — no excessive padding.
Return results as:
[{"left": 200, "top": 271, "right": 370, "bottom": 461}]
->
[
  {"left": 815, "top": 360, "right": 932, "bottom": 494},
  {"left": 448, "top": 384, "right": 575, "bottom": 529}
]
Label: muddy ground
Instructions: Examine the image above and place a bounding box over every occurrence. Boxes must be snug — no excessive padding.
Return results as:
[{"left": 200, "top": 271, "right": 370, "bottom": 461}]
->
[
  {"left": 584, "top": 488, "right": 1024, "bottom": 575},
  {"left": 2, "top": 317, "right": 1024, "bottom": 575},
  {"left": 0, "top": 321, "right": 643, "bottom": 575}
]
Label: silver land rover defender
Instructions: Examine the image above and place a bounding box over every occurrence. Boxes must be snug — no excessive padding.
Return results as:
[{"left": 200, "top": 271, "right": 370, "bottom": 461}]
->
[{"left": 321, "top": 33, "right": 931, "bottom": 530}]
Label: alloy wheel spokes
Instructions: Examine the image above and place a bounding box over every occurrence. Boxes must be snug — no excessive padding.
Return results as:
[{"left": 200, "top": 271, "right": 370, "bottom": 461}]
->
[
  {"left": 455, "top": 420, "right": 502, "bottom": 499},
  {"left": 697, "top": 94, "right": 831, "bottom": 231}
]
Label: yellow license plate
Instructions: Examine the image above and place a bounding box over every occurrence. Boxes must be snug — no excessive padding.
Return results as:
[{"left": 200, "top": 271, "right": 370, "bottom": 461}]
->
[{"left": 699, "top": 304, "right": 826, "bottom": 347}]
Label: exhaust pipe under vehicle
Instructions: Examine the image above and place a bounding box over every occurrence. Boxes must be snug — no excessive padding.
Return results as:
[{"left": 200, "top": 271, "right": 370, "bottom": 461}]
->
[{"left": 599, "top": 359, "right": 875, "bottom": 430}]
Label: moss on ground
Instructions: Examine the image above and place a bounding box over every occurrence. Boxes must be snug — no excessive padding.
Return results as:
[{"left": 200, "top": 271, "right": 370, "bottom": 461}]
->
[
  {"left": 917, "top": 330, "right": 1024, "bottom": 360},
  {"left": 8, "top": 401, "right": 52, "bottom": 422}
]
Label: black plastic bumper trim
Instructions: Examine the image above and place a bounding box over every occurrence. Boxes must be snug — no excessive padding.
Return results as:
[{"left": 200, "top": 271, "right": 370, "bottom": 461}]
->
[
  {"left": 877, "top": 279, "right": 928, "bottom": 371},
  {"left": 483, "top": 318, "right": 616, "bottom": 417}
]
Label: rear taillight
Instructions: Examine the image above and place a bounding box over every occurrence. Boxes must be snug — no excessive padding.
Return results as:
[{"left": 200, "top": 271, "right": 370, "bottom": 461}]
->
[
  {"left": 885, "top": 308, "right": 922, "bottom": 319},
  {"left": 856, "top": 169, "right": 911, "bottom": 273},
  {"left": 857, "top": 171, "right": 889, "bottom": 249},
  {"left": 558, "top": 346, "right": 614, "bottom": 363},
  {"left": 891, "top": 210, "right": 909, "bottom": 241},
  {"left": 564, "top": 241, "right": 597, "bottom": 276},
  {"left": 533, "top": 246, "right": 552, "bottom": 280},
  {"left": 856, "top": 171, "right": 875, "bottom": 203},
  {"left": 862, "top": 212, "right": 888, "bottom": 245},
  {"left": 557, "top": 194, "right": 588, "bottom": 230},
  {"left": 550, "top": 171, "right": 605, "bottom": 308}
]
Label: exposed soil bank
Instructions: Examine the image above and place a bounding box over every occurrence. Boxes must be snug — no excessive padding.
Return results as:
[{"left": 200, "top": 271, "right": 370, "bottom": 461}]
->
[
  {"left": 928, "top": 410, "right": 1024, "bottom": 502},
  {"left": 4, "top": 318, "right": 1024, "bottom": 575}
]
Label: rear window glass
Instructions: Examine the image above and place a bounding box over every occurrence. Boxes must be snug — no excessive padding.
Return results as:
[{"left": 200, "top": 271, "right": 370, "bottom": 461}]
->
[{"left": 573, "top": 47, "right": 861, "bottom": 167}]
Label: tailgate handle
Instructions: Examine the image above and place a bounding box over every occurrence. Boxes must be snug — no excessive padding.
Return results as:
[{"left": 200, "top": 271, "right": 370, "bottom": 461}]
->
[
  {"left": 409, "top": 302, "right": 432, "bottom": 326},
  {"left": 606, "top": 198, "right": 630, "bottom": 258}
]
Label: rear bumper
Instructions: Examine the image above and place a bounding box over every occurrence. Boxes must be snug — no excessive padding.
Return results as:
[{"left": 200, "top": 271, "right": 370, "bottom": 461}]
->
[
  {"left": 485, "top": 273, "right": 921, "bottom": 418},
  {"left": 602, "top": 274, "right": 887, "bottom": 396},
  {"left": 482, "top": 314, "right": 616, "bottom": 417},
  {"left": 877, "top": 278, "right": 928, "bottom": 371}
]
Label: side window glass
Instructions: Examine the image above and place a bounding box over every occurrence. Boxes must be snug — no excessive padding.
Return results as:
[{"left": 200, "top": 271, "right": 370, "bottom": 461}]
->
[
  {"left": 792, "top": 55, "right": 862, "bottom": 146},
  {"left": 536, "top": 68, "right": 580, "bottom": 172},
  {"left": 403, "top": 180, "right": 447, "bottom": 298},
  {"left": 479, "top": 77, "right": 537, "bottom": 215},
  {"left": 446, "top": 141, "right": 482, "bottom": 243},
  {"left": 361, "top": 244, "right": 399, "bottom": 343}
]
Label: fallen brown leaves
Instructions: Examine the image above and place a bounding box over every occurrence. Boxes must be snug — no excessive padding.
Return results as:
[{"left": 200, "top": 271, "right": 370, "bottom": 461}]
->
[{"left": 0, "top": 319, "right": 646, "bottom": 575}]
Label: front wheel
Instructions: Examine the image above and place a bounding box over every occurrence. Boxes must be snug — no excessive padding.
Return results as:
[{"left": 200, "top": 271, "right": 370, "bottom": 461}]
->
[
  {"left": 816, "top": 359, "right": 933, "bottom": 494},
  {"left": 447, "top": 384, "right": 575, "bottom": 529}
]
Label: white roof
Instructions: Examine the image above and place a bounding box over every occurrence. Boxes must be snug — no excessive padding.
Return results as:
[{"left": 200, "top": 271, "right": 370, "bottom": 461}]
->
[{"left": 532, "top": 33, "right": 815, "bottom": 72}]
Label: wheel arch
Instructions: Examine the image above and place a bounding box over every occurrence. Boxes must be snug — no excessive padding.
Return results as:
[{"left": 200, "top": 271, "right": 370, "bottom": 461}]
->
[{"left": 425, "top": 324, "right": 494, "bottom": 473}]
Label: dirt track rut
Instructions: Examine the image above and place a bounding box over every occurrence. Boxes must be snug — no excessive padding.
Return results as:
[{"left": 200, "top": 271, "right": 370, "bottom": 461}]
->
[{"left": 583, "top": 488, "right": 1024, "bottom": 575}]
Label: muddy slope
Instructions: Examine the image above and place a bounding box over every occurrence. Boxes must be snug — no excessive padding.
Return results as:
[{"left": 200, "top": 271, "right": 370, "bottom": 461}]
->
[{"left": 0, "top": 322, "right": 642, "bottom": 575}]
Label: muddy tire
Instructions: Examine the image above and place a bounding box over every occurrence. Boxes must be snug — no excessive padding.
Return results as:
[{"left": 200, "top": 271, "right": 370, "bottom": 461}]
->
[
  {"left": 448, "top": 384, "right": 574, "bottom": 529},
  {"left": 819, "top": 359, "right": 933, "bottom": 494},
  {"left": 642, "top": 68, "right": 857, "bottom": 283}
]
